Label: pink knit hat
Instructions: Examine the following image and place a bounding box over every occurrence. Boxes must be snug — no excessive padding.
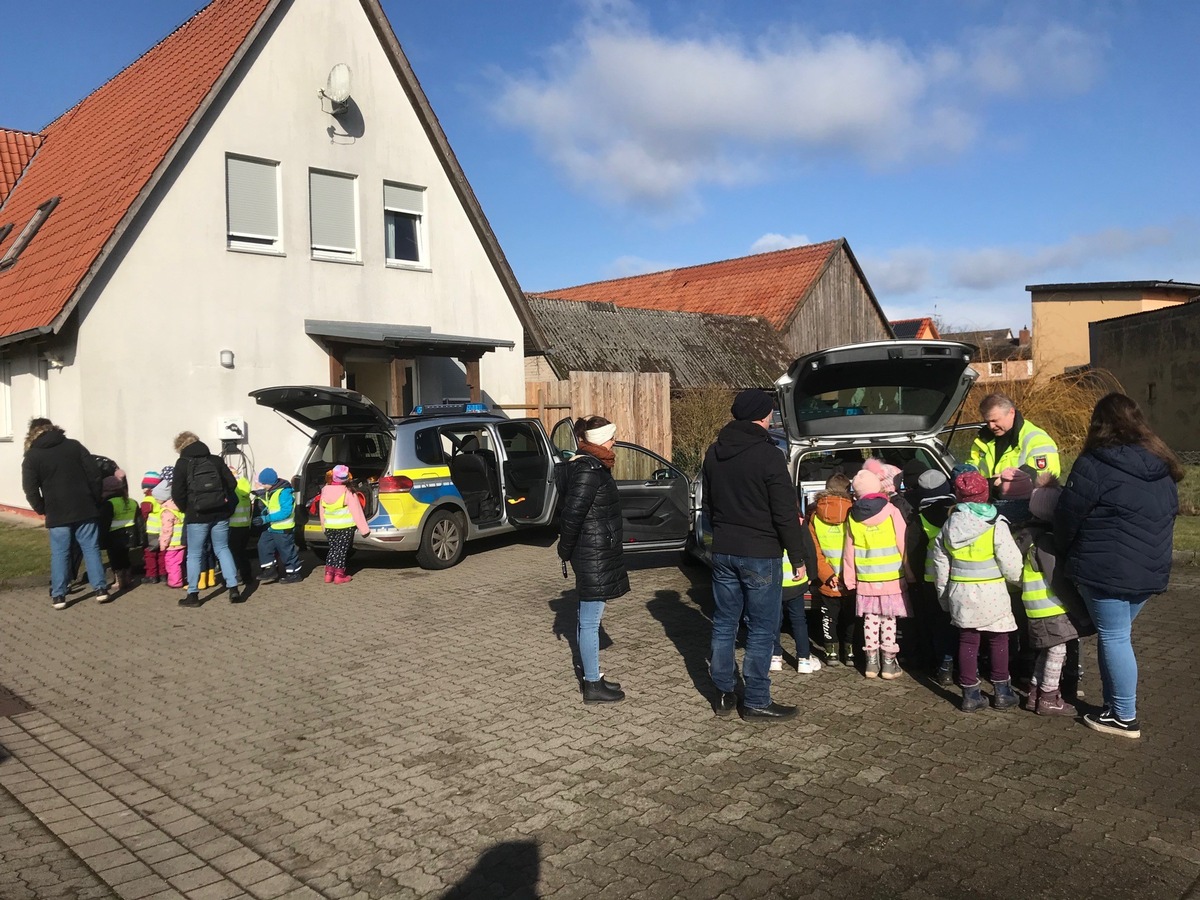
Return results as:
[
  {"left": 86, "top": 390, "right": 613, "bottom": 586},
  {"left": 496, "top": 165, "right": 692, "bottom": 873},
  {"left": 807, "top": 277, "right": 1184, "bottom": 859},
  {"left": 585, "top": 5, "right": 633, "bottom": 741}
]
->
[
  {"left": 852, "top": 469, "right": 883, "bottom": 497},
  {"left": 331, "top": 464, "right": 351, "bottom": 484},
  {"left": 998, "top": 467, "right": 1033, "bottom": 500},
  {"left": 865, "top": 458, "right": 902, "bottom": 494}
]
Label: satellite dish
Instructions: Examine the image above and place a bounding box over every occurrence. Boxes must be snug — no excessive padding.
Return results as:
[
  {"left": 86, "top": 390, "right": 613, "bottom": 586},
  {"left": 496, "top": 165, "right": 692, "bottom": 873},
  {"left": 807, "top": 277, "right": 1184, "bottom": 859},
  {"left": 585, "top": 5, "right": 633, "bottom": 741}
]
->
[{"left": 319, "top": 64, "right": 352, "bottom": 116}]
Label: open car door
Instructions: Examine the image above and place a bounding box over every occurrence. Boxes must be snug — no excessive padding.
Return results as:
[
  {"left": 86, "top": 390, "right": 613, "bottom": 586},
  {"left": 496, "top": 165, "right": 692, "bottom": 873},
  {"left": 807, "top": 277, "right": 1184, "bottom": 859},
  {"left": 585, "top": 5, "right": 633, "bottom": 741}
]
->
[{"left": 612, "top": 442, "right": 691, "bottom": 552}]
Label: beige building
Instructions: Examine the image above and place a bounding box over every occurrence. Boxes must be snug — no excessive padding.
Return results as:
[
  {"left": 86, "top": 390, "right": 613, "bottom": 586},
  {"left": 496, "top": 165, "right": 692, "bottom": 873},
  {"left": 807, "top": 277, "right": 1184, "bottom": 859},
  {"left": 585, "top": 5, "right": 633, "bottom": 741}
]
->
[
  {"left": 0, "top": 0, "right": 545, "bottom": 513},
  {"left": 1028, "top": 281, "right": 1200, "bottom": 376}
]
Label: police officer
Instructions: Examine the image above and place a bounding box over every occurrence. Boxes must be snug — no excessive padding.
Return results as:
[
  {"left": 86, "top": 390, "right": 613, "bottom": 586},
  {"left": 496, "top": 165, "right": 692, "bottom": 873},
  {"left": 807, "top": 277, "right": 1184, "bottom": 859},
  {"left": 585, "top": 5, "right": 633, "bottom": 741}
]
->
[{"left": 967, "top": 393, "right": 1060, "bottom": 490}]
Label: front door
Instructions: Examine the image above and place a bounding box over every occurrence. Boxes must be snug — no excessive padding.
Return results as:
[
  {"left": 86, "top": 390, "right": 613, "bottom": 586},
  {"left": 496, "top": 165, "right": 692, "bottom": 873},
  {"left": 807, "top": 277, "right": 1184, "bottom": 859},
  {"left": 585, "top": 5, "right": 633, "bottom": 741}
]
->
[{"left": 612, "top": 442, "right": 691, "bottom": 551}]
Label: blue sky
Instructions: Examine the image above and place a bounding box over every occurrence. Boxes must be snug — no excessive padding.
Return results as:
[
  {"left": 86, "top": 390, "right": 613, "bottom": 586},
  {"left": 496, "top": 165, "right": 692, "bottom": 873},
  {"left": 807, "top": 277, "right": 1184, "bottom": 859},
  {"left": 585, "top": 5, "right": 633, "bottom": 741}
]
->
[{"left": 4, "top": 0, "right": 1199, "bottom": 331}]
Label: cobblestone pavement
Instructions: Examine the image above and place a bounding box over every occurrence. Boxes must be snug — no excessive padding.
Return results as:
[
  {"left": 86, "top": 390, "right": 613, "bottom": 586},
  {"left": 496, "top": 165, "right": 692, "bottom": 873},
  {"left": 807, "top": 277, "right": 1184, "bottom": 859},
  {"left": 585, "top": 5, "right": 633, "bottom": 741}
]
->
[{"left": 0, "top": 536, "right": 1198, "bottom": 900}]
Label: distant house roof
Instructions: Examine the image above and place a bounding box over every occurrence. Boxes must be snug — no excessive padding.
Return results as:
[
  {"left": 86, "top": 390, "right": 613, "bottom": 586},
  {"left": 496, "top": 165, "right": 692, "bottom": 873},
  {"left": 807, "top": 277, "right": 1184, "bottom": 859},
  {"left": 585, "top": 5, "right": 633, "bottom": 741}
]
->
[
  {"left": 890, "top": 317, "right": 939, "bottom": 340},
  {"left": 1027, "top": 280, "right": 1200, "bottom": 295},
  {"left": 531, "top": 239, "right": 878, "bottom": 331},
  {"left": 527, "top": 297, "right": 793, "bottom": 390},
  {"left": 0, "top": 129, "right": 41, "bottom": 204},
  {"left": 942, "top": 329, "right": 1030, "bottom": 362},
  {"left": 0, "top": 0, "right": 546, "bottom": 350}
]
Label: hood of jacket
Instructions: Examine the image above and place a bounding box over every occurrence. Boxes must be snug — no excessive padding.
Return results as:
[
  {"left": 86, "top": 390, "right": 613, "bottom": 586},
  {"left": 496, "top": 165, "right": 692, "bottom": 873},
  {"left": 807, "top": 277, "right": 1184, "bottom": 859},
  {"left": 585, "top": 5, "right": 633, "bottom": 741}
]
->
[
  {"left": 30, "top": 428, "right": 66, "bottom": 451},
  {"left": 814, "top": 493, "right": 851, "bottom": 524},
  {"left": 1091, "top": 444, "right": 1171, "bottom": 482},
  {"left": 181, "top": 440, "right": 213, "bottom": 459},
  {"left": 918, "top": 503, "right": 952, "bottom": 529},
  {"left": 320, "top": 484, "right": 351, "bottom": 503},
  {"left": 942, "top": 504, "right": 1000, "bottom": 550},
  {"left": 850, "top": 496, "right": 889, "bottom": 524},
  {"left": 712, "top": 420, "right": 773, "bottom": 461}
]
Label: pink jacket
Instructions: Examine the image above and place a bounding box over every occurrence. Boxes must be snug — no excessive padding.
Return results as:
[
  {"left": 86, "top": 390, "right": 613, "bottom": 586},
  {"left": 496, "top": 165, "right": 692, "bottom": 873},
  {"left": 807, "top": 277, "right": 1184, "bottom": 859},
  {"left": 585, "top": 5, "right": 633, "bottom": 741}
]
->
[
  {"left": 159, "top": 501, "right": 183, "bottom": 552},
  {"left": 318, "top": 484, "right": 370, "bottom": 535},
  {"left": 841, "top": 499, "right": 913, "bottom": 593}
]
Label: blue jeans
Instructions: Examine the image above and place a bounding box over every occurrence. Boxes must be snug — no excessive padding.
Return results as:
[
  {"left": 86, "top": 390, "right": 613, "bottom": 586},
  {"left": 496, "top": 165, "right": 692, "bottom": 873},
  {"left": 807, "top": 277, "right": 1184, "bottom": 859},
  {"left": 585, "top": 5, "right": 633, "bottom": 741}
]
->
[
  {"left": 710, "top": 554, "right": 783, "bottom": 708},
  {"left": 184, "top": 519, "right": 240, "bottom": 593},
  {"left": 578, "top": 600, "right": 607, "bottom": 682},
  {"left": 1080, "top": 586, "right": 1150, "bottom": 720},
  {"left": 257, "top": 528, "right": 301, "bottom": 573},
  {"left": 774, "top": 596, "right": 812, "bottom": 660},
  {"left": 49, "top": 519, "right": 106, "bottom": 598}
]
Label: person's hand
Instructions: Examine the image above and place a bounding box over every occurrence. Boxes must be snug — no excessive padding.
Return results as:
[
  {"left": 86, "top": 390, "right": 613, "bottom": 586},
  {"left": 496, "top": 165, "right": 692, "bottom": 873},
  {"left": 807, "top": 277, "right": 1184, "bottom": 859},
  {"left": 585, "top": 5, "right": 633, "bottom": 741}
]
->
[
  {"left": 251, "top": 516, "right": 264, "bottom": 527},
  {"left": 557, "top": 543, "right": 571, "bottom": 561},
  {"left": 792, "top": 565, "right": 806, "bottom": 581},
  {"left": 359, "top": 528, "right": 370, "bottom": 538}
]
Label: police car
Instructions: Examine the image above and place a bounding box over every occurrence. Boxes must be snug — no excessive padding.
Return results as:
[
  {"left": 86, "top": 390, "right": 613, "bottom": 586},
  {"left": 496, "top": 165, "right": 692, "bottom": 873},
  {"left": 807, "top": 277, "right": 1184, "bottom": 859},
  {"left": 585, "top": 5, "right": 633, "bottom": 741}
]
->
[{"left": 249, "top": 387, "right": 693, "bottom": 569}]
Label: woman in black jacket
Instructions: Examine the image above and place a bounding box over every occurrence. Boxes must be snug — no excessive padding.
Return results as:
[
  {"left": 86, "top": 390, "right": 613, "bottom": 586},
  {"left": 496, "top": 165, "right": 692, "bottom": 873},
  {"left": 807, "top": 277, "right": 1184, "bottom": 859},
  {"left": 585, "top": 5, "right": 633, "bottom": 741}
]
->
[
  {"left": 557, "top": 415, "right": 630, "bottom": 703},
  {"left": 1055, "top": 393, "right": 1182, "bottom": 739}
]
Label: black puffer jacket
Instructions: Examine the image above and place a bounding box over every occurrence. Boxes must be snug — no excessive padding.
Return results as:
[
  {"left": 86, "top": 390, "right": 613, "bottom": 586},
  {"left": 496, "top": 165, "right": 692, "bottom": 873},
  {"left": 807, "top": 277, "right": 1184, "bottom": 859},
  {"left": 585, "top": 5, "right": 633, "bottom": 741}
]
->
[
  {"left": 21, "top": 429, "right": 103, "bottom": 527},
  {"left": 1054, "top": 444, "right": 1178, "bottom": 595},
  {"left": 557, "top": 453, "right": 630, "bottom": 601}
]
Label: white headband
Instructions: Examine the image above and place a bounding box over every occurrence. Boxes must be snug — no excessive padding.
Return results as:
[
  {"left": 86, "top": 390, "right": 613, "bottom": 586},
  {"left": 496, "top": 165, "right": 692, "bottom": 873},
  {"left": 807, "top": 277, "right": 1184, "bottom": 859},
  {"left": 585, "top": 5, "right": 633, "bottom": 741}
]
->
[{"left": 584, "top": 423, "right": 616, "bottom": 445}]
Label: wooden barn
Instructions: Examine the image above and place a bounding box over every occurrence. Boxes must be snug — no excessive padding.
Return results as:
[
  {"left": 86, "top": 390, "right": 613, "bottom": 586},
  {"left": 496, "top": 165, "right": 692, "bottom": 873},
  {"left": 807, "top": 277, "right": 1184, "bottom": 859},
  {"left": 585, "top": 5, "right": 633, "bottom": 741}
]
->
[{"left": 527, "top": 238, "right": 893, "bottom": 364}]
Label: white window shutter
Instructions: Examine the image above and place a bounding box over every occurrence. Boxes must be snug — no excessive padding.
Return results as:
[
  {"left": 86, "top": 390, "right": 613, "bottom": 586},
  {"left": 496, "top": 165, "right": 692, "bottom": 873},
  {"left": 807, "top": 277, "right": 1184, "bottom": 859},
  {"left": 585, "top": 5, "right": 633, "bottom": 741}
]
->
[
  {"left": 310, "top": 171, "right": 357, "bottom": 253},
  {"left": 226, "top": 157, "right": 279, "bottom": 240}
]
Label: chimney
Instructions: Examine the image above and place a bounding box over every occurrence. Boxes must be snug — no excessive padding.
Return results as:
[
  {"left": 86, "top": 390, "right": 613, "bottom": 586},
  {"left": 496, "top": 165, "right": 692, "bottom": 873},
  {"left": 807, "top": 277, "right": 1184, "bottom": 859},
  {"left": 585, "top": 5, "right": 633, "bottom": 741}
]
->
[{"left": 1018, "top": 326, "right": 1031, "bottom": 347}]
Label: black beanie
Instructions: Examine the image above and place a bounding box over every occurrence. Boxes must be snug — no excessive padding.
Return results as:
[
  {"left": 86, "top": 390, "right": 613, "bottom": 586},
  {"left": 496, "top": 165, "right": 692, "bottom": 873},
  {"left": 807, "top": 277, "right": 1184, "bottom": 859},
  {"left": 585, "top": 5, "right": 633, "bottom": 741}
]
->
[{"left": 731, "top": 389, "right": 774, "bottom": 421}]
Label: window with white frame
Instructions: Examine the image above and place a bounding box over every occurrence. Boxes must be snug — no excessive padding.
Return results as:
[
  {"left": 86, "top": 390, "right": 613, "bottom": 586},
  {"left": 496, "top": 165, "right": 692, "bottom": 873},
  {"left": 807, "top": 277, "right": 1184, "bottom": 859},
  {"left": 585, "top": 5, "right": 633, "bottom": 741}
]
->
[
  {"left": 225, "top": 155, "right": 281, "bottom": 251},
  {"left": 384, "top": 182, "right": 426, "bottom": 266},
  {"left": 309, "top": 170, "right": 359, "bottom": 260},
  {"left": 0, "top": 360, "right": 12, "bottom": 440},
  {"left": 988, "top": 361, "right": 1004, "bottom": 377}
]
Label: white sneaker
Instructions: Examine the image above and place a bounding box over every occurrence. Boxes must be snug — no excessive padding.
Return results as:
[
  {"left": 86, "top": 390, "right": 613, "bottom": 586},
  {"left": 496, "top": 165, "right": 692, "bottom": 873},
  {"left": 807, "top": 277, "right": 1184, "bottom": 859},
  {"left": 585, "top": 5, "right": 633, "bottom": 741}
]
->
[
  {"left": 796, "top": 656, "right": 822, "bottom": 674},
  {"left": 769, "top": 655, "right": 784, "bottom": 672}
]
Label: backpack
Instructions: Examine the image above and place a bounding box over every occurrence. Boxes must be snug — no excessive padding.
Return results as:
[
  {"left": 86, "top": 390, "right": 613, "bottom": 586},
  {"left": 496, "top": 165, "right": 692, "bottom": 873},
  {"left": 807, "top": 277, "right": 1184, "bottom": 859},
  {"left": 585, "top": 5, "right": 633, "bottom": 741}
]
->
[{"left": 186, "top": 456, "right": 229, "bottom": 515}]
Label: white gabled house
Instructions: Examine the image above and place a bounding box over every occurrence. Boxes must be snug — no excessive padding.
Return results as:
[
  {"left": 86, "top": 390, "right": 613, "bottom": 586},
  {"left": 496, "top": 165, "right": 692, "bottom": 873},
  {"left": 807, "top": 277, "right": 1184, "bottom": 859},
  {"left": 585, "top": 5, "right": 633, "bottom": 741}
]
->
[{"left": 0, "top": 0, "right": 545, "bottom": 513}]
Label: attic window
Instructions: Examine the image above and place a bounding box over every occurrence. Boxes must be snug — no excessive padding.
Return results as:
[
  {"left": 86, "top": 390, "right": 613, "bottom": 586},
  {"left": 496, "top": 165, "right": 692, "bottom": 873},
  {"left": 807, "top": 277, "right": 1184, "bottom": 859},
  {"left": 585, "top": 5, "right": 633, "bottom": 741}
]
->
[{"left": 0, "top": 198, "right": 59, "bottom": 271}]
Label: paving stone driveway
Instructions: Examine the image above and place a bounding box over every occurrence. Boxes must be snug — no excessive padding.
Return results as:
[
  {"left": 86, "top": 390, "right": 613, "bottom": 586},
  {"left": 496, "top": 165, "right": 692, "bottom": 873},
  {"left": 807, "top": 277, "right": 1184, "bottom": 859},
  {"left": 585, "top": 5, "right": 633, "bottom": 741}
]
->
[{"left": 1, "top": 536, "right": 1198, "bottom": 900}]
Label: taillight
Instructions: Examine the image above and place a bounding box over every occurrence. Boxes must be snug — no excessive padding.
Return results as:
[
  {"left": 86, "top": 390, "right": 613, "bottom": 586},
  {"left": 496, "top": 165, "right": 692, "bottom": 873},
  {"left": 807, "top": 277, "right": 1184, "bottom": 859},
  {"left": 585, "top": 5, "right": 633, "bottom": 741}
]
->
[{"left": 378, "top": 475, "right": 413, "bottom": 493}]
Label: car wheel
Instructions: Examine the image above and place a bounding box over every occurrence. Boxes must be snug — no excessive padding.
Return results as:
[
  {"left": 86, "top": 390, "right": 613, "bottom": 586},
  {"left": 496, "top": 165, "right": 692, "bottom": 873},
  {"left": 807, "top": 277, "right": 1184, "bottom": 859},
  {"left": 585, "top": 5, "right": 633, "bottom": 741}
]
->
[{"left": 416, "top": 509, "right": 466, "bottom": 569}]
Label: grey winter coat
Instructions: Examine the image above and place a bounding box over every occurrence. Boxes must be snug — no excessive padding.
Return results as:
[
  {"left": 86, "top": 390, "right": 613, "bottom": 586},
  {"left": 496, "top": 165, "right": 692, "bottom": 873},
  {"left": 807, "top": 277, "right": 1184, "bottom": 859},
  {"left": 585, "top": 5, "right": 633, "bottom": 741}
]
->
[{"left": 931, "top": 505, "right": 1022, "bottom": 632}]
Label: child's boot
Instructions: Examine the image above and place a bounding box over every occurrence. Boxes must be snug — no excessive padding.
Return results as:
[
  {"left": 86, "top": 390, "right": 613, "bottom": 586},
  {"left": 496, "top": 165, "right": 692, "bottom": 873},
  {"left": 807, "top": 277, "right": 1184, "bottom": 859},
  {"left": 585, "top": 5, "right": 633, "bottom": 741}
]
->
[
  {"left": 206, "top": 567, "right": 217, "bottom": 589},
  {"left": 992, "top": 679, "right": 1019, "bottom": 710},
  {"left": 960, "top": 682, "right": 987, "bottom": 712},
  {"left": 324, "top": 566, "right": 334, "bottom": 584},
  {"left": 880, "top": 654, "right": 901, "bottom": 680},
  {"left": 197, "top": 569, "right": 209, "bottom": 590},
  {"left": 840, "top": 642, "right": 855, "bottom": 667},
  {"left": 1036, "top": 688, "right": 1076, "bottom": 717},
  {"left": 333, "top": 568, "right": 353, "bottom": 584},
  {"left": 1024, "top": 686, "right": 1041, "bottom": 712},
  {"left": 935, "top": 657, "right": 955, "bottom": 688},
  {"left": 863, "top": 649, "right": 880, "bottom": 679},
  {"left": 822, "top": 639, "right": 840, "bottom": 666}
]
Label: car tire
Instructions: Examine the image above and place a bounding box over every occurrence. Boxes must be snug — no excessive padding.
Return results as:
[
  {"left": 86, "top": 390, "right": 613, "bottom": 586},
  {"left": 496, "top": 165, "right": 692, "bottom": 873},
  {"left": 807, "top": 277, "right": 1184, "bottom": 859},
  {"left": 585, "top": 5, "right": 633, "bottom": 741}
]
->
[{"left": 416, "top": 509, "right": 466, "bottom": 569}]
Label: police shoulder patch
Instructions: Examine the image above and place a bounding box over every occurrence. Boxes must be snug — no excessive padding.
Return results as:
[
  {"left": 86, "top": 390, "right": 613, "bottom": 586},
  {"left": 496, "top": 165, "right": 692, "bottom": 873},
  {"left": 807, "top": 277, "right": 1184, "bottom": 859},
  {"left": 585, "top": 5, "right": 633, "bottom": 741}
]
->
[{"left": 1035, "top": 456, "right": 1048, "bottom": 470}]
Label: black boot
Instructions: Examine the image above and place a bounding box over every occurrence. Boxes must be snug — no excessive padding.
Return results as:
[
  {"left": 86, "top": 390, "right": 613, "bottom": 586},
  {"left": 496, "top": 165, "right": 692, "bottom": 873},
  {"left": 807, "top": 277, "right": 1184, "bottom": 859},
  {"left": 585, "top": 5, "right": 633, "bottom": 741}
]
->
[{"left": 582, "top": 679, "right": 625, "bottom": 704}]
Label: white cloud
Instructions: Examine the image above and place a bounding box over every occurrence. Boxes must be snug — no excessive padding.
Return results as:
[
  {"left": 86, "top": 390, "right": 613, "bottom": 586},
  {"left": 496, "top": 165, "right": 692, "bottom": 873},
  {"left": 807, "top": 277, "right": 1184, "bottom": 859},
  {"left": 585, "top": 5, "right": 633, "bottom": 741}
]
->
[
  {"left": 750, "top": 233, "right": 811, "bottom": 254},
  {"left": 860, "top": 247, "right": 935, "bottom": 295},
  {"left": 493, "top": 9, "right": 1104, "bottom": 210},
  {"left": 948, "top": 227, "right": 1174, "bottom": 290},
  {"left": 606, "top": 254, "right": 675, "bottom": 277}
]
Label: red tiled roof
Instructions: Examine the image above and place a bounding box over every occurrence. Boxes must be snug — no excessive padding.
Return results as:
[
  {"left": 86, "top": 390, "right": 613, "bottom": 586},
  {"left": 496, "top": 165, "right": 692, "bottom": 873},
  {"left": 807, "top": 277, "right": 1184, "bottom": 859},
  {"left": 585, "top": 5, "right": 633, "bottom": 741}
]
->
[
  {"left": 0, "top": 0, "right": 275, "bottom": 339},
  {"left": 531, "top": 240, "right": 842, "bottom": 330},
  {"left": 0, "top": 129, "right": 42, "bottom": 204}
]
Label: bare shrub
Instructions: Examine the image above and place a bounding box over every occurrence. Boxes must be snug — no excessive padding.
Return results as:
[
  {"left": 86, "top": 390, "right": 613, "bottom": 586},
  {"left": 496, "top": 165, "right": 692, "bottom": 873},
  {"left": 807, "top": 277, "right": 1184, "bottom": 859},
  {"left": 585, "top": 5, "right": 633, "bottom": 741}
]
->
[{"left": 672, "top": 385, "right": 734, "bottom": 475}]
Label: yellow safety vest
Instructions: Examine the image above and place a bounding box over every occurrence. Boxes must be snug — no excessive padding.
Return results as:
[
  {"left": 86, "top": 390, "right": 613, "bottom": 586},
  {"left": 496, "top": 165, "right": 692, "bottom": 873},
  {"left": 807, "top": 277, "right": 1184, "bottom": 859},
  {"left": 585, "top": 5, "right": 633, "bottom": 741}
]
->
[
  {"left": 229, "top": 480, "right": 252, "bottom": 528},
  {"left": 265, "top": 487, "right": 294, "bottom": 531},
  {"left": 919, "top": 514, "right": 941, "bottom": 584},
  {"left": 1020, "top": 551, "right": 1068, "bottom": 619},
  {"left": 143, "top": 496, "right": 162, "bottom": 536},
  {"left": 968, "top": 420, "right": 1060, "bottom": 479},
  {"left": 847, "top": 516, "right": 902, "bottom": 583},
  {"left": 321, "top": 491, "right": 356, "bottom": 530},
  {"left": 947, "top": 526, "right": 1004, "bottom": 583},
  {"left": 167, "top": 507, "right": 185, "bottom": 548},
  {"left": 812, "top": 518, "right": 845, "bottom": 577},
  {"left": 108, "top": 497, "right": 138, "bottom": 532}
]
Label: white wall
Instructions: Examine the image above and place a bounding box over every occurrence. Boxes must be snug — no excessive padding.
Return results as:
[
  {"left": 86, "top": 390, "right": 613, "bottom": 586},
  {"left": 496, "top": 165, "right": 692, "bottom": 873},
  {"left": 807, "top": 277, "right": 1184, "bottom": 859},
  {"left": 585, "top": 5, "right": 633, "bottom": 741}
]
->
[{"left": 0, "top": 0, "right": 526, "bottom": 508}]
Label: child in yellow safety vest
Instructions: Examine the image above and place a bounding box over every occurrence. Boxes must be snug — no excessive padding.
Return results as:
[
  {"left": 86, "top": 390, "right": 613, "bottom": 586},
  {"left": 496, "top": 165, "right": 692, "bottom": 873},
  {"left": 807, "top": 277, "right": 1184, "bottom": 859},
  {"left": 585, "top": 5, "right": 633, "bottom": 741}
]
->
[
  {"left": 139, "top": 471, "right": 165, "bottom": 584},
  {"left": 931, "top": 472, "right": 1023, "bottom": 712},
  {"left": 226, "top": 476, "right": 256, "bottom": 589},
  {"left": 1014, "top": 480, "right": 1095, "bottom": 716},
  {"left": 318, "top": 465, "right": 371, "bottom": 584},
  {"left": 842, "top": 469, "right": 914, "bottom": 680},
  {"left": 808, "top": 473, "right": 855, "bottom": 667},
  {"left": 99, "top": 474, "right": 141, "bottom": 595},
  {"left": 154, "top": 479, "right": 186, "bottom": 589}
]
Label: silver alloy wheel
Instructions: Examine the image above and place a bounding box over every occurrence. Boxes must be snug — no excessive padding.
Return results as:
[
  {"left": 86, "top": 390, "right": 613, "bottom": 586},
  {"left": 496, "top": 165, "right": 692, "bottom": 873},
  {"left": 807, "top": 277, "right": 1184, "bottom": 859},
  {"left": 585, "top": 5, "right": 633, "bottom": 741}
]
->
[{"left": 430, "top": 516, "right": 461, "bottom": 561}]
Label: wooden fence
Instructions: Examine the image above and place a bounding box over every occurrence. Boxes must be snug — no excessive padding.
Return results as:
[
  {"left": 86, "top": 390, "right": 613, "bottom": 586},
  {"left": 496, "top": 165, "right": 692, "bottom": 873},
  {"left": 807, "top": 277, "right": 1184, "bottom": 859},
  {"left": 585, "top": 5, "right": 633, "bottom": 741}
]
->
[{"left": 519, "top": 371, "right": 672, "bottom": 460}]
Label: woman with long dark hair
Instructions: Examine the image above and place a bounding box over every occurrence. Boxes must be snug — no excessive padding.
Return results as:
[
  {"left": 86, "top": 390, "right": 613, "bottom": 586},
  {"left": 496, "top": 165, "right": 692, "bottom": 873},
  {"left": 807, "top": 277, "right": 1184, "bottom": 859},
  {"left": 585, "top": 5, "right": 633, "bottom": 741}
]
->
[
  {"left": 1054, "top": 393, "right": 1182, "bottom": 739},
  {"left": 557, "top": 415, "right": 630, "bottom": 703}
]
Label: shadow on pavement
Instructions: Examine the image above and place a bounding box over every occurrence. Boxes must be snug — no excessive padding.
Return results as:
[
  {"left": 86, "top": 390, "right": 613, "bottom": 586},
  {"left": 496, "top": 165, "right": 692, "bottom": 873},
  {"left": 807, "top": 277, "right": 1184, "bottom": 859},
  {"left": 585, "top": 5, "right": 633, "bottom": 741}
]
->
[
  {"left": 548, "top": 590, "right": 613, "bottom": 682},
  {"left": 440, "top": 839, "right": 540, "bottom": 900},
  {"left": 646, "top": 588, "right": 721, "bottom": 703}
]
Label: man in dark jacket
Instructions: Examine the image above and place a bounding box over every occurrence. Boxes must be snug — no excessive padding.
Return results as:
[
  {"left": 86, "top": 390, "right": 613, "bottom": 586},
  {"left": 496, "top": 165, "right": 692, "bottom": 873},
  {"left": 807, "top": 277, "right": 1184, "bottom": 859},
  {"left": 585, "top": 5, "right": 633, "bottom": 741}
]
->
[
  {"left": 171, "top": 431, "right": 242, "bottom": 607},
  {"left": 703, "top": 389, "right": 807, "bottom": 721},
  {"left": 21, "top": 419, "right": 109, "bottom": 608}
]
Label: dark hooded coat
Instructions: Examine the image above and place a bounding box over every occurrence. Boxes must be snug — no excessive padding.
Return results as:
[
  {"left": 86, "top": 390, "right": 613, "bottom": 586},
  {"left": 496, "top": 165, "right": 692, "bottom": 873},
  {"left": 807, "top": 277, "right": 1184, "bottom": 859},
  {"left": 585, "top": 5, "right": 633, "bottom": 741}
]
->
[
  {"left": 21, "top": 428, "right": 103, "bottom": 527},
  {"left": 557, "top": 452, "right": 630, "bottom": 601}
]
